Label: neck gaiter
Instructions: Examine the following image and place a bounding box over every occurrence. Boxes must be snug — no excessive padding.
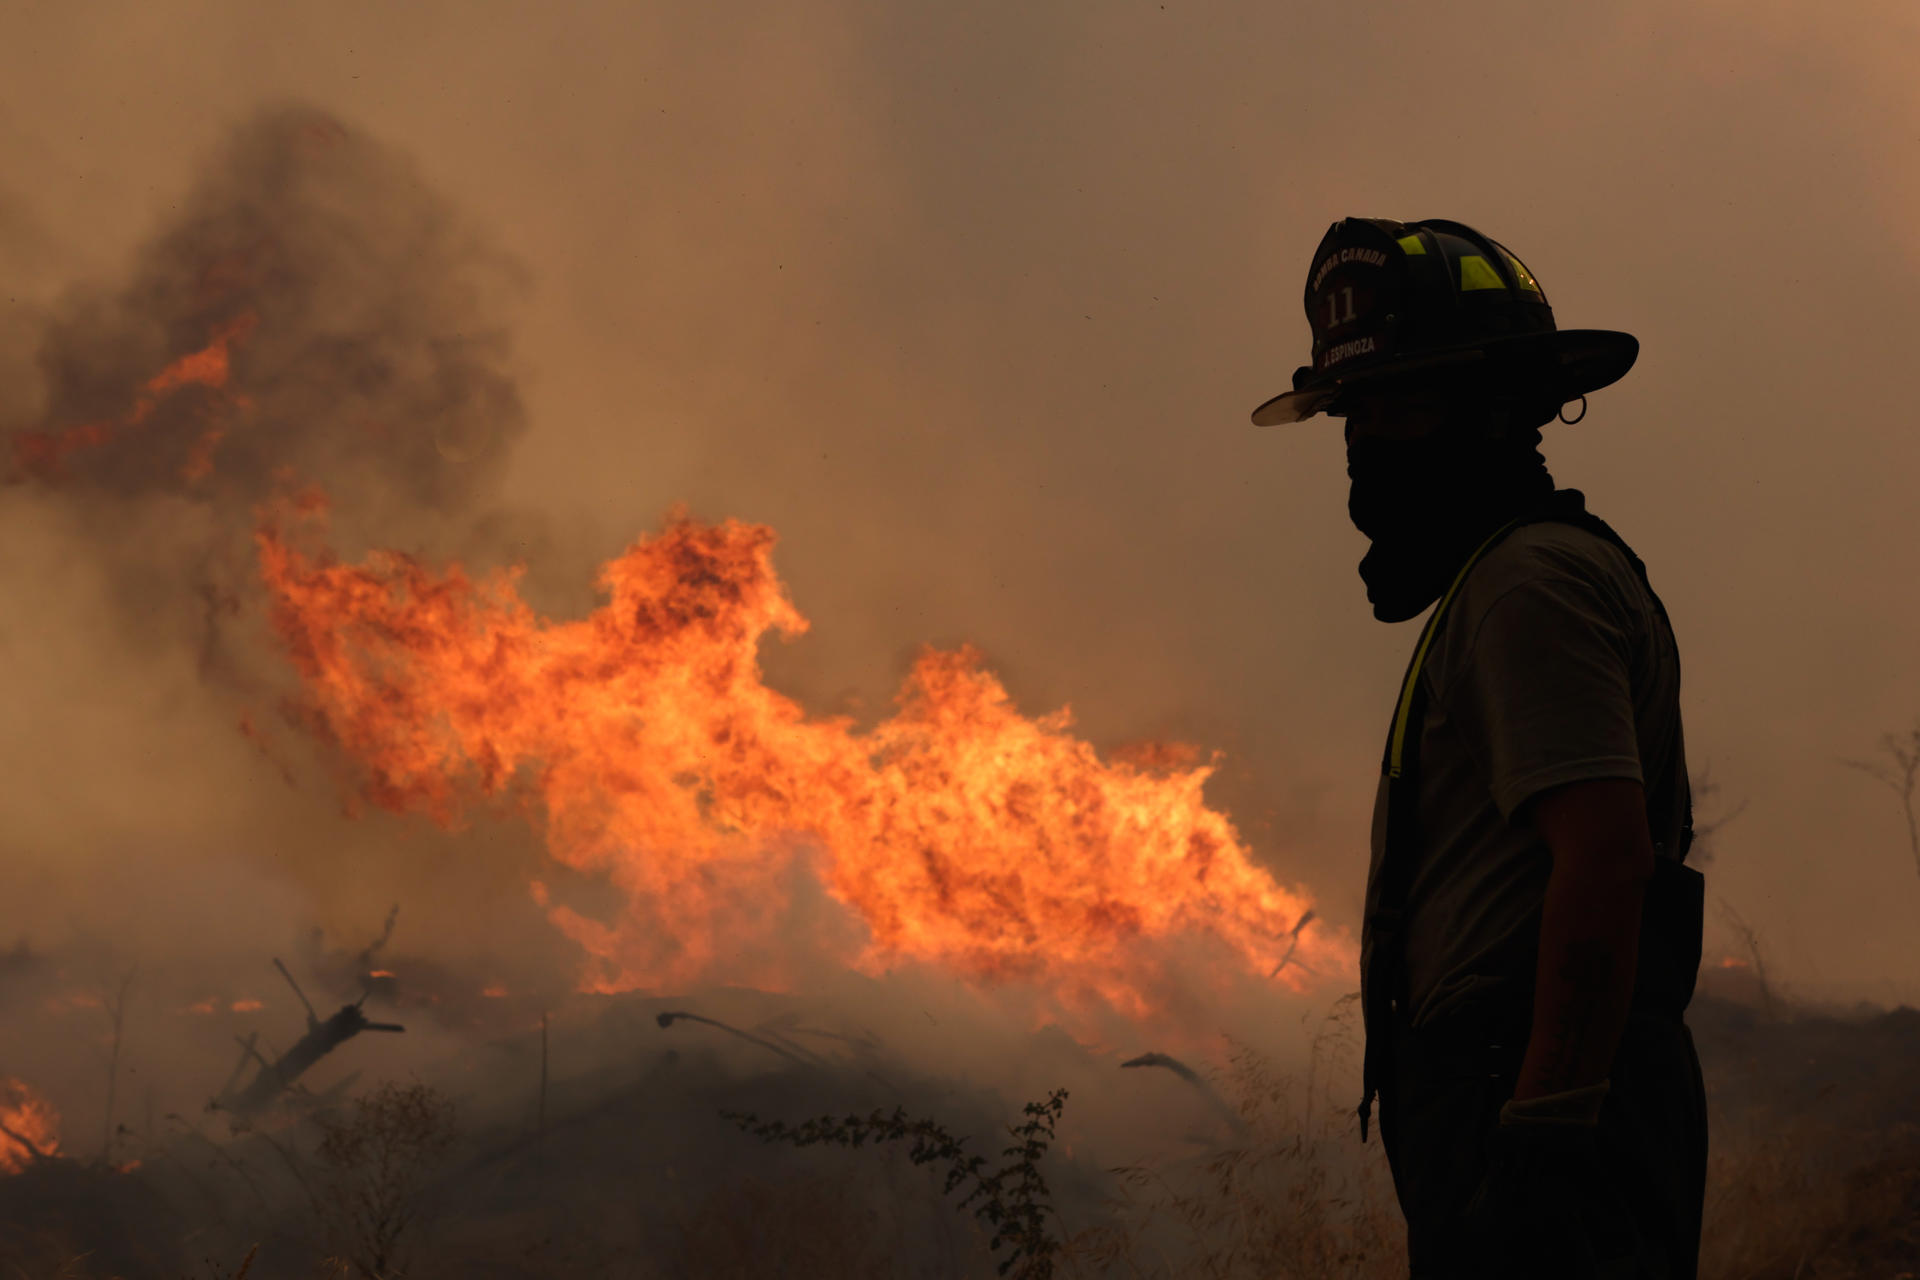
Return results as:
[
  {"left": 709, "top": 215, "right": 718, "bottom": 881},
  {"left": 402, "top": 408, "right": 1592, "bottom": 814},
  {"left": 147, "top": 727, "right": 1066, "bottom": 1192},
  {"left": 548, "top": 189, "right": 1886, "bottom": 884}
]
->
[{"left": 1346, "top": 423, "right": 1555, "bottom": 622}]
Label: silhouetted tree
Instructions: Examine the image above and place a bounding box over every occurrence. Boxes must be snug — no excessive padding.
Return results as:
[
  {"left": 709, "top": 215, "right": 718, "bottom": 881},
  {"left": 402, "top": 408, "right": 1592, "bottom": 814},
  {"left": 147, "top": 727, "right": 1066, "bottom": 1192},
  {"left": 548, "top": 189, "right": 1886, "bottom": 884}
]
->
[{"left": 1843, "top": 718, "right": 1920, "bottom": 878}]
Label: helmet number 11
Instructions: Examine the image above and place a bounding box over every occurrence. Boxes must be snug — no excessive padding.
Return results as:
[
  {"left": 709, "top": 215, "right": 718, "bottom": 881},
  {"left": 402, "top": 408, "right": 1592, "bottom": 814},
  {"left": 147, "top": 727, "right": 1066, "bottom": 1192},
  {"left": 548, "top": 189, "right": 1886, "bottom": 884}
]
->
[{"left": 1327, "top": 285, "right": 1358, "bottom": 327}]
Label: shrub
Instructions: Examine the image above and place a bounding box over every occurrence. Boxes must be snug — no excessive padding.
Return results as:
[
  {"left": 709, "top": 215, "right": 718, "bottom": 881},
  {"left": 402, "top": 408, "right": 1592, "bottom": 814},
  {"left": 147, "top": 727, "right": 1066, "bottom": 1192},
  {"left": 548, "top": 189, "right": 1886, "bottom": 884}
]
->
[
  {"left": 311, "top": 1082, "right": 457, "bottom": 1279},
  {"left": 727, "top": 1088, "right": 1068, "bottom": 1279}
]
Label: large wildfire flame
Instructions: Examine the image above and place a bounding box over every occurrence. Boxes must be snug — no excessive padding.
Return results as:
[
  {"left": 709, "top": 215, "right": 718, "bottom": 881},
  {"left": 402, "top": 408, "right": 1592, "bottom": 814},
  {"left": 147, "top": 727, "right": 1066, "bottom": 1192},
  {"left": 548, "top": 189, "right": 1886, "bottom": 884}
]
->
[
  {"left": 257, "top": 499, "right": 1350, "bottom": 1020},
  {"left": 0, "top": 1078, "right": 60, "bottom": 1174}
]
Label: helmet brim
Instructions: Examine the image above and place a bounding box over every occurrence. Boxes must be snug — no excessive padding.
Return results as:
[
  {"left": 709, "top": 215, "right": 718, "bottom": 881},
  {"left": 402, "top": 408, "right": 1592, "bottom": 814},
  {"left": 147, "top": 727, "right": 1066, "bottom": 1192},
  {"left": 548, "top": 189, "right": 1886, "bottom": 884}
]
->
[{"left": 1250, "top": 329, "right": 1639, "bottom": 426}]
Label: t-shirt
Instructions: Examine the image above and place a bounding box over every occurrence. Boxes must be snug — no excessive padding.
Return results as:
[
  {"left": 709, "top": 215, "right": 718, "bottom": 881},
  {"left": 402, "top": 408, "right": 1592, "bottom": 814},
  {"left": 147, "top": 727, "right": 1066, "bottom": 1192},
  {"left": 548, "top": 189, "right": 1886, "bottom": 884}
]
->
[{"left": 1359, "top": 519, "right": 1689, "bottom": 1029}]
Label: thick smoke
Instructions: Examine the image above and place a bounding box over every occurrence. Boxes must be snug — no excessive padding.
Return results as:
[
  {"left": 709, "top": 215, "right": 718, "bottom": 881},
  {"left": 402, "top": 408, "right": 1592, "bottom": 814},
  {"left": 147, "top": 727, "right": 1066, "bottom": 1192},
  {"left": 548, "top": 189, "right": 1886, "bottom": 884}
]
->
[
  {"left": 0, "top": 106, "right": 585, "bottom": 1137},
  {"left": 4, "top": 102, "right": 531, "bottom": 673}
]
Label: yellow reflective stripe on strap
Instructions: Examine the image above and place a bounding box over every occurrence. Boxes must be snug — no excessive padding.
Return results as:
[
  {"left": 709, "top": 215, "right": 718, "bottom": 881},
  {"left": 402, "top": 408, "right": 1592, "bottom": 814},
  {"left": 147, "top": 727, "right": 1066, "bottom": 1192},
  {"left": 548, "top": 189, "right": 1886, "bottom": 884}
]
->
[
  {"left": 1396, "top": 234, "right": 1426, "bottom": 255},
  {"left": 1386, "top": 520, "right": 1521, "bottom": 777},
  {"left": 1456, "top": 255, "right": 1505, "bottom": 291}
]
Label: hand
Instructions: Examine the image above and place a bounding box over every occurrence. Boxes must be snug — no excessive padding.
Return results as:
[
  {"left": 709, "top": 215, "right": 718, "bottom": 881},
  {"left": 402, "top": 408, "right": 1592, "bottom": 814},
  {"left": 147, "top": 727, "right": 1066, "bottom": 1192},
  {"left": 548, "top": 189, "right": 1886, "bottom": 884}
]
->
[{"left": 1456, "top": 1086, "right": 1640, "bottom": 1279}]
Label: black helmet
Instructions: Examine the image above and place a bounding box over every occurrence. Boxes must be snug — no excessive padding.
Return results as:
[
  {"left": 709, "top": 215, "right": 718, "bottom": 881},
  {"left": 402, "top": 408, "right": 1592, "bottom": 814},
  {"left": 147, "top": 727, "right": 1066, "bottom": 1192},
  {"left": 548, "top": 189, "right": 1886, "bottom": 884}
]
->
[{"left": 1250, "top": 217, "right": 1638, "bottom": 426}]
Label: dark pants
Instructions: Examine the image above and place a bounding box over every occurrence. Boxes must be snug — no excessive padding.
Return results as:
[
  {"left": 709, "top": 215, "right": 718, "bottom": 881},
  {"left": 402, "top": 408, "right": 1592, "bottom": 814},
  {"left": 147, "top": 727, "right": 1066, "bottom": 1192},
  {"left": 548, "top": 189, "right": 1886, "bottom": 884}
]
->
[{"left": 1377, "top": 1001, "right": 1708, "bottom": 1279}]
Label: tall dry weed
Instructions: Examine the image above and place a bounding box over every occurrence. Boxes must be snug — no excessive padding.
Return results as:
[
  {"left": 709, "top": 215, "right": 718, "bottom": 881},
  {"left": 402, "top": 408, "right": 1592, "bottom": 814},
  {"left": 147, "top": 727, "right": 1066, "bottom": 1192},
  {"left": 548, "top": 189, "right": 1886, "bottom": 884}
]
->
[
  {"left": 1062, "top": 997, "right": 1405, "bottom": 1279},
  {"left": 1700, "top": 1112, "right": 1920, "bottom": 1280},
  {"left": 310, "top": 1081, "right": 457, "bottom": 1280}
]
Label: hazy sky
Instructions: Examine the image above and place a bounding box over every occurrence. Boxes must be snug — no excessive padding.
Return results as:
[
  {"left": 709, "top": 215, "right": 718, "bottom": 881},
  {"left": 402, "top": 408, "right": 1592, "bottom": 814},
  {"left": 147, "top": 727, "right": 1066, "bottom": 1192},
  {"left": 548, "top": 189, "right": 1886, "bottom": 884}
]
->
[{"left": 3, "top": 0, "right": 1917, "bottom": 1013}]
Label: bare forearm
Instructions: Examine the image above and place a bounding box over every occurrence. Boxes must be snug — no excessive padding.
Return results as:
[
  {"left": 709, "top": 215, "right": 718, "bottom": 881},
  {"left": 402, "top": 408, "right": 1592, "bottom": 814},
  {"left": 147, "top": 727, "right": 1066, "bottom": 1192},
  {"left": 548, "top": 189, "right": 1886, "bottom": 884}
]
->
[{"left": 1514, "top": 857, "right": 1646, "bottom": 1099}]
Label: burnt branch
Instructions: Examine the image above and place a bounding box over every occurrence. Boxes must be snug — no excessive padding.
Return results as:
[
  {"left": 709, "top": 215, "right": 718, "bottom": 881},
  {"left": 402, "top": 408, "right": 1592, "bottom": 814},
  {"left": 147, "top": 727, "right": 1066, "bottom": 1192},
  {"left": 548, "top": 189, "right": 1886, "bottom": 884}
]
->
[{"left": 1841, "top": 718, "right": 1920, "bottom": 879}]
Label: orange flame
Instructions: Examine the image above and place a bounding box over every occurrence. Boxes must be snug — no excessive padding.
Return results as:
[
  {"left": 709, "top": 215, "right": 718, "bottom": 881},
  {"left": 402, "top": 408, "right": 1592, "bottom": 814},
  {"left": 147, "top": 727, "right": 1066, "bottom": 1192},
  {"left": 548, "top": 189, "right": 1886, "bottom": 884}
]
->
[
  {"left": 257, "top": 502, "right": 1350, "bottom": 1022},
  {"left": 43, "top": 990, "right": 103, "bottom": 1014},
  {"left": 11, "top": 312, "right": 255, "bottom": 481},
  {"left": 11, "top": 422, "right": 113, "bottom": 478},
  {"left": 143, "top": 314, "right": 253, "bottom": 400},
  {"left": 0, "top": 1078, "right": 60, "bottom": 1173}
]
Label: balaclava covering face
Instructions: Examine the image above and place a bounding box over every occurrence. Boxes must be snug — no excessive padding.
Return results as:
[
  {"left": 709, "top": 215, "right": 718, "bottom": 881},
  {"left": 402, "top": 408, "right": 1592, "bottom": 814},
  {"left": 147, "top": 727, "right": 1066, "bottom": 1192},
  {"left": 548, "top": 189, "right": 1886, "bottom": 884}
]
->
[{"left": 1346, "top": 400, "right": 1556, "bottom": 622}]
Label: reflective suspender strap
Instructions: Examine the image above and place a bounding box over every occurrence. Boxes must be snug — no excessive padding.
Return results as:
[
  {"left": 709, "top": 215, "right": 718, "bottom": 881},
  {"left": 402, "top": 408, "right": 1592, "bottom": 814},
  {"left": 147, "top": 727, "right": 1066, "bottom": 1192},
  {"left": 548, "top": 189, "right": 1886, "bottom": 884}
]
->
[
  {"left": 1359, "top": 518, "right": 1523, "bottom": 1143},
  {"left": 1385, "top": 519, "right": 1522, "bottom": 780}
]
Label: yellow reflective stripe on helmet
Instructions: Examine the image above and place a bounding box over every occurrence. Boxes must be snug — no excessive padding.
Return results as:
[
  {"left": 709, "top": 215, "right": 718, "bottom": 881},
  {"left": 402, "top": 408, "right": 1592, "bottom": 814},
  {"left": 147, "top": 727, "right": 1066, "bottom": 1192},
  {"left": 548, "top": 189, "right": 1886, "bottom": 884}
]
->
[
  {"left": 1456, "top": 255, "right": 1505, "bottom": 291},
  {"left": 1396, "top": 234, "right": 1426, "bottom": 255},
  {"left": 1500, "top": 248, "right": 1543, "bottom": 295}
]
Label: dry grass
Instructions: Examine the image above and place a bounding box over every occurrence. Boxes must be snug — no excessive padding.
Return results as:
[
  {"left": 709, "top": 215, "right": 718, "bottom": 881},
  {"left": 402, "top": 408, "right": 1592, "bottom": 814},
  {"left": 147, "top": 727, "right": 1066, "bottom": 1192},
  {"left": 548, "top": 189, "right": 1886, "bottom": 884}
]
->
[
  {"left": 666, "top": 1169, "right": 947, "bottom": 1280},
  {"left": 1700, "top": 1112, "right": 1920, "bottom": 1280},
  {"left": 1060, "top": 1001, "right": 1405, "bottom": 1280},
  {"left": 1700, "top": 1104, "right": 1854, "bottom": 1279},
  {"left": 5, "top": 1104, "right": 1913, "bottom": 1280},
  {"left": 1061, "top": 998, "right": 1918, "bottom": 1280},
  {"left": 4, "top": 998, "right": 1918, "bottom": 1279}
]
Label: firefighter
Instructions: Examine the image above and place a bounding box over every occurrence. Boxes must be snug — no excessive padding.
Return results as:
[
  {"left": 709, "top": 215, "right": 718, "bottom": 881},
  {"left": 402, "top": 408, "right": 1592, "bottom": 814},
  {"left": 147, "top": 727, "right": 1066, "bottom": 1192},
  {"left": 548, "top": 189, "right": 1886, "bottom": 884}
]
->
[{"left": 1252, "top": 219, "right": 1709, "bottom": 1278}]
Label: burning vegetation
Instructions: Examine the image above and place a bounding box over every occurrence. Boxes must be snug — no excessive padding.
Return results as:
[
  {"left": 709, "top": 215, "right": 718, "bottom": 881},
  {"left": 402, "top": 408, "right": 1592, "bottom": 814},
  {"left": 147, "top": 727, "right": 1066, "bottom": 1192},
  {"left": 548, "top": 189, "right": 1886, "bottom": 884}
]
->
[
  {"left": 255, "top": 497, "right": 1346, "bottom": 1022},
  {"left": 0, "top": 1079, "right": 60, "bottom": 1173}
]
